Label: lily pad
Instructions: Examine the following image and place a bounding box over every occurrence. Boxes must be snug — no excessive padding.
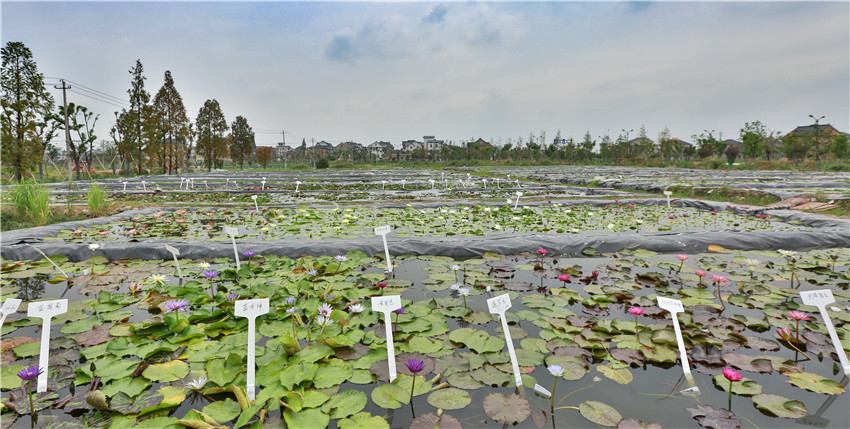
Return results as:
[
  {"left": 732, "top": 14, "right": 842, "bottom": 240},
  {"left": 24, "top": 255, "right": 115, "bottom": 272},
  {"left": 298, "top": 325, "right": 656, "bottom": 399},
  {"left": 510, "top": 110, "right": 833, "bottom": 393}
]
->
[
  {"left": 579, "top": 401, "right": 622, "bottom": 427},
  {"left": 410, "top": 413, "right": 463, "bottom": 429},
  {"left": 142, "top": 359, "right": 189, "bottom": 382},
  {"left": 597, "top": 365, "right": 633, "bottom": 385},
  {"left": 321, "top": 389, "right": 367, "bottom": 419},
  {"left": 712, "top": 374, "right": 762, "bottom": 396},
  {"left": 202, "top": 397, "right": 242, "bottom": 423},
  {"left": 483, "top": 393, "right": 531, "bottom": 424},
  {"left": 686, "top": 404, "right": 740, "bottom": 429},
  {"left": 426, "top": 387, "right": 472, "bottom": 410},
  {"left": 752, "top": 394, "right": 807, "bottom": 418},
  {"left": 338, "top": 412, "right": 391, "bottom": 429},
  {"left": 371, "top": 383, "right": 410, "bottom": 409},
  {"left": 786, "top": 372, "right": 846, "bottom": 395}
]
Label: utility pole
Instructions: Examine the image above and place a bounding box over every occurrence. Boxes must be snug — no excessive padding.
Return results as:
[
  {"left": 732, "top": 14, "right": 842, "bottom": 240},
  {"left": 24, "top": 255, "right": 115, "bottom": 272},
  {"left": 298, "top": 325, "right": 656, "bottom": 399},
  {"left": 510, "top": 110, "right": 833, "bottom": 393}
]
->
[
  {"left": 809, "top": 114, "right": 825, "bottom": 171},
  {"left": 311, "top": 138, "right": 315, "bottom": 166},
  {"left": 54, "top": 79, "right": 72, "bottom": 182}
]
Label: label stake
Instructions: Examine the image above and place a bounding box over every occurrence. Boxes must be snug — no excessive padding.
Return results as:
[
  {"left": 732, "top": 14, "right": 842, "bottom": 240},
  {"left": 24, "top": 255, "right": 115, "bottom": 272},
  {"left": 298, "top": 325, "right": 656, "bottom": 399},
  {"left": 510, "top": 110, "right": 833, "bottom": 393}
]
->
[
  {"left": 27, "top": 299, "right": 68, "bottom": 392},
  {"left": 371, "top": 295, "right": 402, "bottom": 382},
  {"left": 487, "top": 294, "right": 522, "bottom": 387},
  {"left": 224, "top": 226, "right": 241, "bottom": 270},
  {"left": 164, "top": 245, "right": 182, "bottom": 280},
  {"left": 374, "top": 225, "right": 393, "bottom": 272},
  {"left": 657, "top": 296, "right": 691, "bottom": 375},
  {"left": 800, "top": 289, "right": 850, "bottom": 376},
  {"left": 235, "top": 298, "right": 269, "bottom": 400}
]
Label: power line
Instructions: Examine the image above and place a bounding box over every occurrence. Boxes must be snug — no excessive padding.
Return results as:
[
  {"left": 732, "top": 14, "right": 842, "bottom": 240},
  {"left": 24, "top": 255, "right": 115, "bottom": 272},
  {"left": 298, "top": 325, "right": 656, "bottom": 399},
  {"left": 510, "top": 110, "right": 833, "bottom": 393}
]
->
[
  {"left": 68, "top": 88, "right": 127, "bottom": 110},
  {"left": 65, "top": 79, "right": 127, "bottom": 104}
]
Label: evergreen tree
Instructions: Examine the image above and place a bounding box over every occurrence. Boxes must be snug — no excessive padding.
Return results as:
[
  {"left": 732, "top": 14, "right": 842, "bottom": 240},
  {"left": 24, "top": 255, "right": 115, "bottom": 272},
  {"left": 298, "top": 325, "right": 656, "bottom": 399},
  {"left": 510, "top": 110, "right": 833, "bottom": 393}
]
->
[
  {"left": 229, "top": 115, "right": 254, "bottom": 169},
  {"left": 195, "top": 99, "right": 228, "bottom": 171},
  {"left": 1, "top": 41, "right": 54, "bottom": 182},
  {"left": 152, "top": 71, "right": 190, "bottom": 174},
  {"left": 126, "top": 60, "right": 150, "bottom": 175}
]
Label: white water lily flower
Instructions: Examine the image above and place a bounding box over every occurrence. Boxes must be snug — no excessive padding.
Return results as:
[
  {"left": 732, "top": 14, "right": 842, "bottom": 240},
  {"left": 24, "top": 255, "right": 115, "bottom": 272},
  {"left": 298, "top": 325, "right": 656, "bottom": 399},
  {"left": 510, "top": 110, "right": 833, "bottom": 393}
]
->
[
  {"left": 494, "top": 225, "right": 502, "bottom": 230},
  {"left": 349, "top": 304, "right": 364, "bottom": 313},
  {"left": 745, "top": 259, "right": 760, "bottom": 269},
  {"left": 149, "top": 274, "right": 166, "bottom": 285},
  {"left": 636, "top": 219, "right": 643, "bottom": 224},
  {"left": 317, "top": 315, "right": 334, "bottom": 327},
  {"left": 88, "top": 244, "right": 100, "bottom": 251},
  {"left": 458, "top": 288, "right": 470, "bottom": 296},
  {"left": 778, "top": 250, "right": 796, "bottom": 258},
  {"left": 607, "top": 223, "right": 615, "bottom": 229},
  {"left": 548, "top": 364, "right": 565, "bottom": 377},
  {"left": 450, "top": 283, "right": 461, "bottom": 291},
  {"left": 185, "top": 376, "right": 208, "bottom": 390},
  {"left": 198, "top": 262, "right": 210, "bottom": 270}
]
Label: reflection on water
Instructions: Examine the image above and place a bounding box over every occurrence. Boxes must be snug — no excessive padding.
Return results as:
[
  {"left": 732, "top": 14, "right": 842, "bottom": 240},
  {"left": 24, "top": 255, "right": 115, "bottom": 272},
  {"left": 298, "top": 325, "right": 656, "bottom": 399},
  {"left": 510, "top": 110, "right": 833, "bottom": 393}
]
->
[{"left": 12, "top": 274, "right": 48, "bottom": 301}]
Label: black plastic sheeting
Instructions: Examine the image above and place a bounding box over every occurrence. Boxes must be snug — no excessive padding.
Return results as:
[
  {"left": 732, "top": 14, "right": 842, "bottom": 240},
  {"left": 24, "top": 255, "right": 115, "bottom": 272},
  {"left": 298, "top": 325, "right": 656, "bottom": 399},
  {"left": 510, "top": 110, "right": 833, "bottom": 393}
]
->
[{"left": 2, "top": 198, "right": 848, "bottom": 262}]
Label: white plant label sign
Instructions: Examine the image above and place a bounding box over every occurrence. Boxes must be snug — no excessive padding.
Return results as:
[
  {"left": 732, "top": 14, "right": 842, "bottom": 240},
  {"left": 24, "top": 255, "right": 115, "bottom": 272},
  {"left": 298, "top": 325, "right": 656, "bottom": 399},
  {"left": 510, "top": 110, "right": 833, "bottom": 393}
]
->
[
  {"left": 234, "top": 298, "right": 269, "bottom": 400},
  {"left": 371, "top": 295, "right": 402, "bottom": 382},
  {"left": 0, "top": 298, "right": 22, "bottom": 333},
  {"left": 428, "top": 179, "right": 435, "bottom": 189},
  {"left": 664, "top": 190, "right": 673, "bottom": 208},
  {"left": 800, "top": 289, "right": 850, "bottom": 376},
  {"left": 224, "top": 226, "right": 241, "bottom": 270},
  {"left": 657, "top": 296, "right": 691, "bottom": 375},
  {"left": 487, "top": 294, "right": 522, "bottom": 387},
  {"left": 374, "top": 225, "right": 393, "bottom": 272},
  {"left": 27, "top": 299, "right": 68, "bottom": 392},
  {"left": 251, "top": 195, "right": 259, "bottom": 212},
  {"left": 141, "top": 181, "right": 146, "bottom": 191},
  {"left": 164, "top": 245, "right": 182, "bottom": 280},
  {"left": 122, "top": 181, "right": 127, "bottom": 191},
  {"left": 295, "top": 181, "right": 301, "bottom": 192},
  {"left": 514, "top": 192, "right": 523, "bottom": 210}
]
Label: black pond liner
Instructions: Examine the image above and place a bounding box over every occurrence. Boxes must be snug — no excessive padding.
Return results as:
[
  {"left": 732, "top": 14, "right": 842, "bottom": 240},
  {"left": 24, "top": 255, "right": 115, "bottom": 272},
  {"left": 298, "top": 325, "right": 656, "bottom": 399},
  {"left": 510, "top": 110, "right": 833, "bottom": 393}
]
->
[{"left": 2, "top": 198, "right": 848, "bottom": 262}]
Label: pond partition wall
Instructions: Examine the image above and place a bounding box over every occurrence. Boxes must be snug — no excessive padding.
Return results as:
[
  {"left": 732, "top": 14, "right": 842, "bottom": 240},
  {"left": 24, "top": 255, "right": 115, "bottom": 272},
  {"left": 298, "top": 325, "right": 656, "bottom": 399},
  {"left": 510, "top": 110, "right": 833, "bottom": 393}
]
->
[{"left": 1, "top": 168, "right": 849, "bottom": 429}]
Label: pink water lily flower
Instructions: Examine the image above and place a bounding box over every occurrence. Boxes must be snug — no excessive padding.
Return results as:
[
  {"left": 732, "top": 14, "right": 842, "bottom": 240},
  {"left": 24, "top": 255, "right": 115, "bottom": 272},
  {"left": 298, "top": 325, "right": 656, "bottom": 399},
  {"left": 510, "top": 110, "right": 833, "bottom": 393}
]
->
[
  {"left": 722, "top": 368, "right": 743, "bottom": 381},
  {"left": 537, "top": 248, "right": 548, "bottom": 256},
  {"left": 786, "top": 311, "right": 810, "bottom": 321},
  {"left": 628, "top": 307, "right": 644, "bottom": 316},
  {"left": 695, "top": 269, "right": 707, "bottom": 277},
  {"left": 676, "top": 254, "right": 689, "bottom": 261},
  {"left": 711, "top": 274, "right": 728, "bottom": 285}
]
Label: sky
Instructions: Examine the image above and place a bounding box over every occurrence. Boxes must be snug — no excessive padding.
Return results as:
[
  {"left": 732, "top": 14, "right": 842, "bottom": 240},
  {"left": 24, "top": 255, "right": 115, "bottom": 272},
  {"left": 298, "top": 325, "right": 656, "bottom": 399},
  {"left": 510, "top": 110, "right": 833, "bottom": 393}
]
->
[{"left": 2, "top": 0, "right": 848, "bottom": 149}]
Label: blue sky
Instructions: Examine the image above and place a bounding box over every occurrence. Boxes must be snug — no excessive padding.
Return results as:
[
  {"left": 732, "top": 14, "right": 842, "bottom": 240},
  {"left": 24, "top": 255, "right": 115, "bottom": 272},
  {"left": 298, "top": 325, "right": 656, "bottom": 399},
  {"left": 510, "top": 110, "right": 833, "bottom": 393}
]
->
[{"left": 2, "top": 1, "right": 848, "bottom": 148}]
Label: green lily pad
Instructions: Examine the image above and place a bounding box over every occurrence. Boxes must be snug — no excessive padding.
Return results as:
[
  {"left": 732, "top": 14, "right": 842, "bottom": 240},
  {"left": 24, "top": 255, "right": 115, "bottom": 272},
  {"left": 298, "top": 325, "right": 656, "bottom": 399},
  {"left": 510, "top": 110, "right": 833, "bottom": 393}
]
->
[
  {"left": 338, "top": 412, "right": 391, "bottom": 429},
  {"left": 280, "top": 363, "right": 318, "bottom": 389},
  {"left": 752, "top": 393, "right": 807, "bottom": 418},
  {"left": 426, "top": 387, "right": 471, "bottom": 410},
  {"left": 371, "top": 383, "right": 410, "bottom": 409},
  {"left": 1, "top": 364, "right": 24, "bottom": 390},
  {"left": 110, "top": 390, "right": 164, "bottom": 416},
  {"left": 448, "top": 328, "right": 504, "bottom": 354},
  {"left": 142, "top": 359, "right": 189, "bottom": 382},
  {"left": 313, "top": 358, "right": 353, "bottom": 389},
  {"left": 712, "top": 374, "right": 763, "bottom": 396},
  {"left": 203, "top": 397, "right": 242, "bottom": 423},
  {"left": 786, "top": 372, "right": 846, "bottom": 395},
  {"left": 597, "top": 365, "right": 633, "bottom": 385},
  {"left": 483, "top": 393, "right": 531, "bottom": 424},
  {"left": 320, "top": 389, "right": 367, "bottom": 419},
  {"left": 579, "top": 400, "right": 622, "bottom": 427}
]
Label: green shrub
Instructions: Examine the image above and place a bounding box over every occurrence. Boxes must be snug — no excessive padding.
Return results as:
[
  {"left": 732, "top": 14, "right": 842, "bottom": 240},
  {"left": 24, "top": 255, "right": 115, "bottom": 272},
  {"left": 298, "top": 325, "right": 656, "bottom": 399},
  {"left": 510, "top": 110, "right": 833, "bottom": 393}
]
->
[
  {"left": 86, "top": 182, "right": 108, "bottom": 217},
  {"left": 316, "top": 158, "right": 329, "bottom": 169},
  {"left": 11, "top": 180, "right": 51, "bottom": 226},
  {"left": 330, "top": 160, "right": 353, "bottom": 169},
  {"left": 289, "top": 163, "right": 310, "bottom": 171}
]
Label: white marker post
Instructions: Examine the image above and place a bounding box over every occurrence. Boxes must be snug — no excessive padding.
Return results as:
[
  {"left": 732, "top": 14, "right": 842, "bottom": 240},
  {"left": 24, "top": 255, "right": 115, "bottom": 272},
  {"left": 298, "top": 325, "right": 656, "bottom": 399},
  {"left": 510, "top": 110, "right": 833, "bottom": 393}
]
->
[
  {"left": 800, "top": 289, "right": 850, "bottom": 376},
  {"left": 224, "top": 226, "right": 241, "bottom": 270},
  {"left": 513, "top": 191, "right": 523, "bottom": 210},
  {"left": 164, "top": 244, "right": 182, "bottom": 281},
  {"left": 122, "top": 181, "right": 127, "bottom": 192},
  {"left": 482, "top": 178, "right": 487, "bottom": 188},
  {"left": 28, "top": 299, "right": 68, "bottom": 392},
  {"left": 179, "top": 178, "right": 185, "bottom": 190},
  {"left": 0, "top": 299, "right": 22, "bottom": 336},
  {"left": 204, "top": 180, "right": 208, "bottom": 190},
  {"left": 381, "top": 180, "right": 386, "bottom": 190},
  {"left": 371, "top": 295, "right": 402, "bottom": 382},
  {"left": 401, "top": 179, "right": 406, "bottom": 190},
  {"left": 374, "top": 225, "right": 393, "bottom": 273},
  {"left": 251, "top": 195, "right": 259, "bottom": 212},
  {"left": 235, "top": 298, "right": 269, "bottom": 401},
  {"left": 141, "top": 181, "right": 146, "bottom": 191},
  {"left": 429, "top": 179, "right": 435, "bottom": 189},
  {"left": 261, "top": 180, "right": 266, "bottom": 189},
  {"left": 664, "top": 190, "right": 673, "bottom": 209},
  {"left": 487, "top": 294, "right": 522, "bottom": 387},
  {"left": 190, "top": 178, "right": 195, "bottom": 189},
  {"left": 657, "top": 296, "right": 691, "bottom": 375},
  {"left": 295, "top": 181, "right": 301, "bottom": 193},
  {"left": 23, "top": 244, "right": 68, "bottom": 278}
]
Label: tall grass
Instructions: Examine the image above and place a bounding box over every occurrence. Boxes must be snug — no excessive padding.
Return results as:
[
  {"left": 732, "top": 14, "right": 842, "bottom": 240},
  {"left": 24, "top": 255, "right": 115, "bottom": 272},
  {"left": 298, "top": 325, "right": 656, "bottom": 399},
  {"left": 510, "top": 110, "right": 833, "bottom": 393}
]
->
[
  {"left": 86, "top": 182, "right": 108, "bottom": 217},
  {"left": 10, "top": 180, "right": 51, "bottom": 226}
]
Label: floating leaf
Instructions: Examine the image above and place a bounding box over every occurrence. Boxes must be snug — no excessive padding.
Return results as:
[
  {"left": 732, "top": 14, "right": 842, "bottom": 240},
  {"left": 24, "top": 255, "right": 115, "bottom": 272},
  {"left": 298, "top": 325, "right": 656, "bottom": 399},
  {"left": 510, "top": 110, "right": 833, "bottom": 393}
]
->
[
  {"left": 579, "top": 401, "right": 622, "bottom": 427},
  {"left": 110, "top": 390, "right": 164, "bottom": 416},
  {"left": 752, "top": 394, "right": 807, "bottom": 419},
  {"left": 786, "top": 372, "right": 846, "bottom": 395},
  {"left": 483, "top": 393, "right": 531, "bottom": 424},
  {"left": 338, "top": 412, "right": 391, "bottom": 429},
  {"left": 202, "top": 397, "right": 242, "bottom": 423},
  {"left": 617, "top": 418, "right": 663, "bottom": 429},
  {"left": 410, "top": 413, "right": 463, "bottom": 429},
  {"left": 686, "top": 404, "right": 740, "bottom": 429},
  {"left": 371, "top": 383, "right": 409, "bottom": 409},
  {"left": 712, "top": 374, "right": 762, "bottom": 396},
  {"left": 597, "top": 365, "right": 633, "bottom": 385},
  {"left": 321, "top": 389, "right": 366, "bottom": 419},
  {"left": 142, "top": 359, "right": 189, "bottom": 382},
  {"left": 313, "top": 358, "right": 353, "bottom": 389},
  {"left": 427, "top": 387, "right": 472, "bottom": 410}
]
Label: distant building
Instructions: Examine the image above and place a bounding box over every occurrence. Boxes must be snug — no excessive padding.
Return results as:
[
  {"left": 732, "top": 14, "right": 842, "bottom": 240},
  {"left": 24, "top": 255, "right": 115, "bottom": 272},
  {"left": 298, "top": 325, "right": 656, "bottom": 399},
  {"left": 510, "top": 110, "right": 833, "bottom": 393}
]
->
[
  {"left": 314, "top": 140, "right": 334, "bottom": 158},
  {"left": 786, "top": 123, "right": 845, "bottom": 138},
  {"left": 423, "top": 135, "right": 444, "bottom": 151},
  {"left": 273, "top": 142, "right": 292, "bottom": 159},
  {"left": 335, "top": 141, "right": 364, "bottom": 161},
  {"left": 367, "top": 141, "right": 394, "bottom": 159},
  {"left": 402, "top": 139, "right": 423, "bottom": 151},
  {"left": 467, "top": 138, "right": 492, "bottom": 150}
]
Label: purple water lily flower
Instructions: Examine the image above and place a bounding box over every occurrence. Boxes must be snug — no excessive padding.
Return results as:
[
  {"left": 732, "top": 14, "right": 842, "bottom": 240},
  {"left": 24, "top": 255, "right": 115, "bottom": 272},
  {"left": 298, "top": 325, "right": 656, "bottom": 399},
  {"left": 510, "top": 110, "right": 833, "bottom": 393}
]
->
[
  {"left": 286, "top": 307, "right": 296, "bottom": 313},
  {"left": 202, "top": 270, "right": 220, "bottom": 280},
  {"left": 285, "top": 296, "right": 296, "bottom": 305},
  {"left": 242, "top": 251, "right": 257, "bottom": 258},
  {"left": 406, "top": 358, "right": 425, "bottom": 373},
  {"left": 17, "top": 366, "right": 43, "bottom": 381},
  {"left": 162, "top": 299, "right": 190, "bottom": 313},
  {"left": 227, "top": 293, "right": 239, "bottom": 302},
  {"left": 308, "top": 269, "right": 318, "bottom": 276},
  {"left": 393, "top": 307, "right": 406, "bottom": 315},
  {"left": 335, "top": 255, "right": 347, "bottom": 262}
]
